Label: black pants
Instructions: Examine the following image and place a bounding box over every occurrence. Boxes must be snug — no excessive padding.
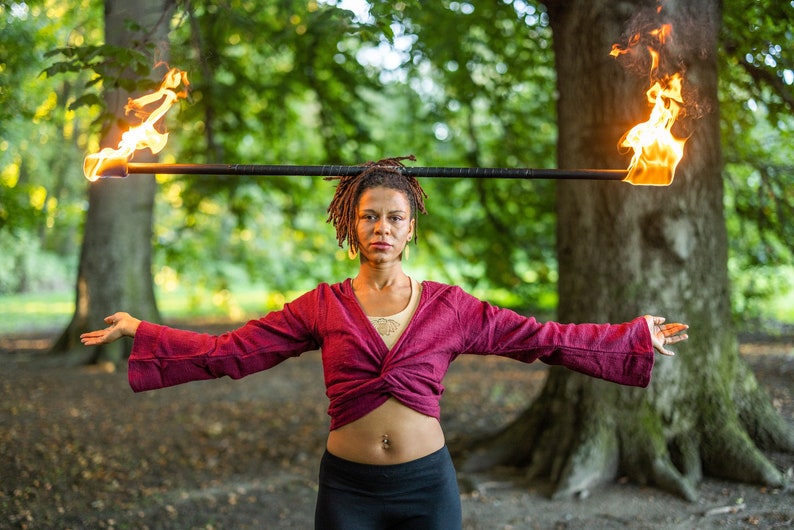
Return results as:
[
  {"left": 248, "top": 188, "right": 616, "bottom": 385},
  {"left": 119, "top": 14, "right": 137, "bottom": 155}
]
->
[{"left": 314, "top": 446, "right": 462, "bottom": 529}]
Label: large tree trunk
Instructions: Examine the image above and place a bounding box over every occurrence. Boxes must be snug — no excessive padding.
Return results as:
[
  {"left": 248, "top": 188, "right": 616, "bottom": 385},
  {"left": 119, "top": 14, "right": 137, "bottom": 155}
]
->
[
  {"left": 460, "top": 0, "right": 794, "bottom": 500},
  {"left": 50, "top": 0, "right": 173, "bottom": 364}
]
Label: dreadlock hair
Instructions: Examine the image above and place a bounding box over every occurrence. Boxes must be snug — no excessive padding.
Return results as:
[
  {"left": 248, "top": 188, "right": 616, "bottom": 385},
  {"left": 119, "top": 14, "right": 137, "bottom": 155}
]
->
[{"left": 325, "top": 155, "right": 428, "bottom": 253}]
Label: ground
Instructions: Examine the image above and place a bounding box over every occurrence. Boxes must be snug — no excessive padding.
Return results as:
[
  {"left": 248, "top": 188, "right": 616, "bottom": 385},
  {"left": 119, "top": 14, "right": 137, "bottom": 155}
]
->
[{"left": 1, "top": 327, "right": 792, "bottom": 530}]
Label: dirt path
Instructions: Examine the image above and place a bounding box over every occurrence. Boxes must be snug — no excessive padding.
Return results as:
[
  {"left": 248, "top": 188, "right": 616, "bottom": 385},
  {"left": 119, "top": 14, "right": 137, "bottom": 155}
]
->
[{"left": 1, "top": 332, "right": 792, "bottom": 529}]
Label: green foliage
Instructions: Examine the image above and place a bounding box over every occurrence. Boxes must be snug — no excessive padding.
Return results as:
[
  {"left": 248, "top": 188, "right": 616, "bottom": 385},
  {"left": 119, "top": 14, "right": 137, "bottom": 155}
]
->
[
  {"left": 719, "top": 0, "right": 794, "bottom": 319},
  {"left": 384, "top": 1, "right": 558, "bottom": 310},
  {"left": 0, "top": 0, "right": 99, "bottom": 293},
  {"left": 1, "top": 0, "right": 792, "bottom": 325},
  {"left": 43, "top": 44, "right": 158, "bottom": 105},
  {"left": 144, "top": 0, "right": 560, "bottom": 312},
  {"left": 149, "top": 0, "right": 389, "bottom": 294},
  {"left": 0, "top": 229, "right": 75, "bottom": 293}
]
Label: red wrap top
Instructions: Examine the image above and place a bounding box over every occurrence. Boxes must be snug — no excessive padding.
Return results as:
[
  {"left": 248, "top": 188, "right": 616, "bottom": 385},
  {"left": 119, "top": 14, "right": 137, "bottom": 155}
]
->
[{"left": 128, "top": 279, "right": 654, "bottom": 430}]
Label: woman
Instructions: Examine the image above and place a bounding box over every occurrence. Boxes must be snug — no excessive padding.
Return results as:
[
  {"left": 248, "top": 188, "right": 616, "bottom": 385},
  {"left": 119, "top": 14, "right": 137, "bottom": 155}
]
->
[{"left": 81, "top": 157, "right": 689, "bottom": 529}]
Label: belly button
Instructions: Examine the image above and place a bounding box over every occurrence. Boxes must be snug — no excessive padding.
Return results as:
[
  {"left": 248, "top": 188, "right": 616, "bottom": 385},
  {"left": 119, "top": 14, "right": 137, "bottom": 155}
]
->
[{"left": 382, "top": 434, "right": 391, "bottom": 449}]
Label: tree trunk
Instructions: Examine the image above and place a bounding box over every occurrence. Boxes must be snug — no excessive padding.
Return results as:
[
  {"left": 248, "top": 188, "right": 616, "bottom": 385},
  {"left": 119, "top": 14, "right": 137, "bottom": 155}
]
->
[
  {"left": 459, "top": 0, "right": 794, "bottom": 500},
  {"left": 50, "top": 0, "right": 174, "bottom": 364}
]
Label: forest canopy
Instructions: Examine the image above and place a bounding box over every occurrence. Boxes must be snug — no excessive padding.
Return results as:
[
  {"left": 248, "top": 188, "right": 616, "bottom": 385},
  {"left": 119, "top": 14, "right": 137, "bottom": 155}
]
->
[{"left": 1, "top": 0, "right": 792, "bottom": 328}]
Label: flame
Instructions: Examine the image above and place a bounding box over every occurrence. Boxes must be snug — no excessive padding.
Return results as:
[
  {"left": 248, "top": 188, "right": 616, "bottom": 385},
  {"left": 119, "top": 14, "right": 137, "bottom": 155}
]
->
[
  {"left": 83, "top": 68, "right": 189, "bottom": 181},
  {"left": 612, "top": 23, "right": 687, "bottom": 186}
]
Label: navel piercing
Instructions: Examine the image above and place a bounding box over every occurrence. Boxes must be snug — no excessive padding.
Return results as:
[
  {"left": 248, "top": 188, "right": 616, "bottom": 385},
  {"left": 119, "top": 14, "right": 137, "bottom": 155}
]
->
[{"left": 382, "top": 434, "right": 391, "bottom": 448}]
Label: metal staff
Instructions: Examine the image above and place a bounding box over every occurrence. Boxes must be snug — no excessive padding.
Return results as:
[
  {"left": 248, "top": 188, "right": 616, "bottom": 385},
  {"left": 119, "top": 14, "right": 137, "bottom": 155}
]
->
[{"left": 95, "top": 160, "right": 628, "bottom": 181}]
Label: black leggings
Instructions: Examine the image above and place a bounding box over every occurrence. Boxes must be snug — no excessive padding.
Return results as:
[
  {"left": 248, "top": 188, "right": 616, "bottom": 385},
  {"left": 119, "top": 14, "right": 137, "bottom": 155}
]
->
[{"left": 314, "top": 446, "right": 462, "bottom": 530}]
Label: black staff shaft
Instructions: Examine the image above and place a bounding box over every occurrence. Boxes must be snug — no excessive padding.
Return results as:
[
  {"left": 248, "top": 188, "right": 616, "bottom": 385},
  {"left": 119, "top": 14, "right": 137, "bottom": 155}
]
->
[{"left": 122, "top": 163, "right": 627, "bottom": 180}]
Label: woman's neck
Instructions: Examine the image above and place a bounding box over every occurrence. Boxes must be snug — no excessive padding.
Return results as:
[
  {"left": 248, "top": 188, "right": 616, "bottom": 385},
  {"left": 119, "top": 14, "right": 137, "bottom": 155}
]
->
[{"left": 354, "top": 263, "right": 409, "bottom": 291}]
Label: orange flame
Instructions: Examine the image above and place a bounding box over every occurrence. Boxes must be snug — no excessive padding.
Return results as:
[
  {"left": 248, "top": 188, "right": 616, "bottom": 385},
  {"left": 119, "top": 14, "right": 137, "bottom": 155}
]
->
[
  {"left": 612, "top": 23, "right": 687, "bottom": 186},
  {"left": 83, "top": 68, "right": 189, "bottom": 181}
]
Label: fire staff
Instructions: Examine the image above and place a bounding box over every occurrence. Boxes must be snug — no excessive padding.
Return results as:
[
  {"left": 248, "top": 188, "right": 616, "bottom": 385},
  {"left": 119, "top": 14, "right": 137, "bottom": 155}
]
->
[{"left": 81, "top": 156, "right": 689, "bottom": 530}]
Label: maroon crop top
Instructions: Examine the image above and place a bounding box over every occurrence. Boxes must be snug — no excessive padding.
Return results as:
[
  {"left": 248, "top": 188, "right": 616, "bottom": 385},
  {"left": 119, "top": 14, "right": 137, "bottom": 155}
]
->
[{"left": 128, "top": 279, "right": 654, "bottom": 430}]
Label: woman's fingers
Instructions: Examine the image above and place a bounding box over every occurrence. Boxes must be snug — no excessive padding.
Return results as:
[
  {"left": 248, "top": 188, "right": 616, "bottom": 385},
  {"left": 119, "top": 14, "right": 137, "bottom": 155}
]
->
[{"left": 645, "top": 315, "right": 689, "bottom": 356}]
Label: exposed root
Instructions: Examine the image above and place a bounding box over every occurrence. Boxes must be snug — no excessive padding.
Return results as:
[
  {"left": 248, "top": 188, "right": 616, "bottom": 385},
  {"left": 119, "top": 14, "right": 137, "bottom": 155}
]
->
[
  {"left": 457, "top": 356, "right": 791, "bottom": 502},
  {"left": 733, "top": 362, "right": 794, "bottom": 453},
  {"left": 668, "top": 432, "right": 703, "bottom": 485},
  {"left": 648, "top": 457, "right": 698, "bottom": 502},
  {"left": 549, "top": 417, "right": 619, "bottom": 500},
  {"left": 617, "top": 403, "right": 699, "bottom": 501},
  {"left": 701, "top": 414, "right": 785, "bottom": 487}
]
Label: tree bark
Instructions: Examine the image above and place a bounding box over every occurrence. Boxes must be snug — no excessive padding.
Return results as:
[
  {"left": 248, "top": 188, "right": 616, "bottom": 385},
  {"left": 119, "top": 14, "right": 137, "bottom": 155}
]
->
[
  {"left": 50, "top": 0, "right": 174, "bottom": 363},
  {"left": 459, "top": 0, "right": 794, "bottom": 500}
]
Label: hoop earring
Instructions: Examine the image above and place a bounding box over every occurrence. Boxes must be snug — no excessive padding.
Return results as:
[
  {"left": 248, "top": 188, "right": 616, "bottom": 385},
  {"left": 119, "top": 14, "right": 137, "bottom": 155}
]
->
[
  {"left": 348, "top": 245, "right": 358, "bottom": 260},
  {"left": 403, "top": 239, "right": 411, "bottom": 261}
]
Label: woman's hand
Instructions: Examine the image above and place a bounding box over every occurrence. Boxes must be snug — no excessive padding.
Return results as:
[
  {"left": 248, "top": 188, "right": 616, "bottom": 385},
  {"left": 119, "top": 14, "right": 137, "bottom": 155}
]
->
[
  {"left": 80, "top": 312, "right": 141, "bottom": 346},
  {"left": 645, "top": 315, "right": 688, "bottom": 356}
]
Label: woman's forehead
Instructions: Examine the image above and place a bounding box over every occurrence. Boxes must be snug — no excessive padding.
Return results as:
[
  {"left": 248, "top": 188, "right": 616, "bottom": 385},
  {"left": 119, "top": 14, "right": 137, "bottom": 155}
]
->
[{"left": 357, "top": 186, "right": 411, "bottom": 210}]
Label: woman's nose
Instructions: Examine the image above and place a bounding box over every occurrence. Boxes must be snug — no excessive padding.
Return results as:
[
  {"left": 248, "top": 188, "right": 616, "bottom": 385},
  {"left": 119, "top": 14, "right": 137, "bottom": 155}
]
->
[{"left": 375, "top": 219, "right": 390, "bottom": 234}]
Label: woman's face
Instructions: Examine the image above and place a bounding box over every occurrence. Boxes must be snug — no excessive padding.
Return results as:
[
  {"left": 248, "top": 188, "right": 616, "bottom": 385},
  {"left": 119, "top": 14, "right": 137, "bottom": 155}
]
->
[{"left": 355, "top": 186, "right": 415, "bottom": 265}]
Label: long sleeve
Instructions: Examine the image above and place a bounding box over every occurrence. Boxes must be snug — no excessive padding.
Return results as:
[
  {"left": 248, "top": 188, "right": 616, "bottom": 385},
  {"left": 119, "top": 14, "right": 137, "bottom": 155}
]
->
[
  {"left": 452, "top": 287, "right": 655, "bottom": 387},
  {"left": 128, "top": 291, "right": 321, "bottom": 392}
]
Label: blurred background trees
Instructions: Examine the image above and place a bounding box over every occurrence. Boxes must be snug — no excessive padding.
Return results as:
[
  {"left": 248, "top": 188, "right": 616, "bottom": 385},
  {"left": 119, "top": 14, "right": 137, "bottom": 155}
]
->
[{"left": 1, "top": 0, "right": 792, "bottom": 332}]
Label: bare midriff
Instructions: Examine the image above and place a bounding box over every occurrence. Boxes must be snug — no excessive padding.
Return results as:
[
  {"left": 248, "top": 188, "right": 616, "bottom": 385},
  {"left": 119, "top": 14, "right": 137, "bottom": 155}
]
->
[{"left": 326, "top": 397, "right": 445, "bottom": 465}]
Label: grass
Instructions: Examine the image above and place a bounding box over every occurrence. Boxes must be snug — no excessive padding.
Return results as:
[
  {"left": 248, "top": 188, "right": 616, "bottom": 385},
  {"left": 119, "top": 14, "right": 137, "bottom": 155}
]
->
[
  {"left": 0, "top": 285, "right": 286, "bottom": 335},
  {"left": 0, "top": 291, "right": 74, "bottom": 334},
  {"left": 1, "top": 281, "right": 793, "bottom": 336}
]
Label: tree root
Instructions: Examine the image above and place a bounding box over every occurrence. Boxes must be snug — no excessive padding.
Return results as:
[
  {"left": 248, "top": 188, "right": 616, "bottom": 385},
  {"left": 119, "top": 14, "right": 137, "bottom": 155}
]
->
[
  {"left": 733, "top": 361, "right": 794, "bottom": 453},
  {"left": 456, "top": 357, "right": 793, "bottom": 502},
  {"left": 701, "top": 403, "right": 786, "bottom": 487},
  {"left": 546, "top": 415, "right": 620, "bottom": 500},
  {"left": 615, "top": 402, "right": 700, "bottom": 501}
]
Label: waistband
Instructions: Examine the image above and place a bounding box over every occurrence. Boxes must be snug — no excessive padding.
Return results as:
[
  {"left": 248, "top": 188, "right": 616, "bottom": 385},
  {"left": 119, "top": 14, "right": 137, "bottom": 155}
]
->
[{"left": 321, "top": 445, "right": 451, "bottom": 479}]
